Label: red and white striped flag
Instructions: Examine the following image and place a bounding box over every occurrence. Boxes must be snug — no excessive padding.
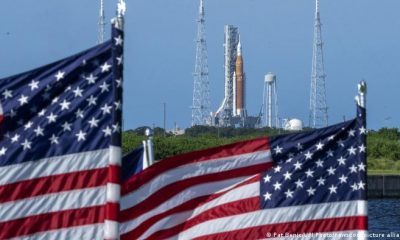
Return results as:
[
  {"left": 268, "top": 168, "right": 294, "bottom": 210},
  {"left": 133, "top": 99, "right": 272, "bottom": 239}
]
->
[{"left": 120, "top": 109, "right": 368, "bottom": 239}]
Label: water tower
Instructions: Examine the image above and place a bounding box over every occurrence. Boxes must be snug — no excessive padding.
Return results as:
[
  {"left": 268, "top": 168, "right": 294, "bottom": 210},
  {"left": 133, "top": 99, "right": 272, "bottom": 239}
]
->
[{"left": 263, "top": 72, "right": 279, "bottom": 128}]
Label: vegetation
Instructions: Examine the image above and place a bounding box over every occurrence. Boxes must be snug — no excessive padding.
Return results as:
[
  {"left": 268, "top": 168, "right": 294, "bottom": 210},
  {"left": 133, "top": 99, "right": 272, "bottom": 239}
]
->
[{"left": 122, "top": 126, "right": 400, "bottom": 174}]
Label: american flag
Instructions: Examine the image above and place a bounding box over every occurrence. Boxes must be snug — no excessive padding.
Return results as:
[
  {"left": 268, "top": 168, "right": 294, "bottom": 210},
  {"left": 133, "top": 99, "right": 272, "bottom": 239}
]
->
[
  {"left": 0, "top": 22, "right": 123, "bottom": 239},
  {"left": 120, "top": 107, "right": 367, "bottom": 239}
]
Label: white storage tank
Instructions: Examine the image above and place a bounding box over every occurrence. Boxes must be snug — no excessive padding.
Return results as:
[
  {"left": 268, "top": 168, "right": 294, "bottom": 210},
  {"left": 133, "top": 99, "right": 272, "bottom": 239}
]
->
[{"left": 284, "top": 118, "right": 303, "bottom": 131}]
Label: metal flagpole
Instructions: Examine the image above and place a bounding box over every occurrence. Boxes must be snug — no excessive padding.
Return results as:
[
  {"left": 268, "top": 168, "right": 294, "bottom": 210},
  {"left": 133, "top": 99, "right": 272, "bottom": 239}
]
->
[
  {"left": 145, "top": 128, "right": 155, "bottom": 165},
  {"left": 105, "top": 1, "right": 125, "bottom": 239}
]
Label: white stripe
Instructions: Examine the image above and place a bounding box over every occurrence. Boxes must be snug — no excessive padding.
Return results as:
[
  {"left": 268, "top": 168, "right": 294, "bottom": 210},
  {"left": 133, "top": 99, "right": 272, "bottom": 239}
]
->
[
  {"left": 13, "top": 223, "right": 103, "bottom": 240},
  {"left": 107, "top": 183, "right": 121, "bottom": 203},
  {"left": 0, "top": 186, "right": 106, "bottom": 222},
  {"left": 171, "top": 200, "right": 367, "bottom": 240},
  {"left": 105, "top": 220, "right": 119, "bottom": 240},
  {"left": 0, "top": 149, "right": 109, "bottom": 185},
  {"left": 120, "top": 176, "right": 253, "bottom": 234},
  {"left": 122, "top": 150, "right": 270, "bottom": 209},
  {"left": 267, "top": 230, "right": 368, "bottom": 240},
  {"left": 134, "top": 181, "right": 259, "bottom": 239},
  {"left": 109, "top": 146, "right": 122, "bottom": 166}
]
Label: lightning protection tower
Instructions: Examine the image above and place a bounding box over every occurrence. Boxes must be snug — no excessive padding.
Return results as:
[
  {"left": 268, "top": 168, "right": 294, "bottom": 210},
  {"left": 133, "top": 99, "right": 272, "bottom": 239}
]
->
[
  {"left": 191, "top": 0, "right": 211, "bottom": 126},
  {"left": 98, "top": 0, "right": 106, "bottom": 44},
  {"left": 309, "top": 0, "right": 328, "bottom": 128},
  {"left": 262, "top": 73, "right": 279, "bottom": 128}
]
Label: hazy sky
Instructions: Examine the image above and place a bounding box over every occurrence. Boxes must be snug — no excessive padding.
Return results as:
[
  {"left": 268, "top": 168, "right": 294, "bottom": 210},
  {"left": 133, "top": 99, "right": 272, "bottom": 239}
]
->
[{"left": 1, "top": 0, "right": 399, "bottom": 130}]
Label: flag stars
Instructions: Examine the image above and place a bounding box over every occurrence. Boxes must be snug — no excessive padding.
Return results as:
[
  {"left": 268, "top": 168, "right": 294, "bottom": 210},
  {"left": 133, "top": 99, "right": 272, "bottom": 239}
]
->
[
  {"left": 114, "top": 35, "right": 123, "bottom": 46},
  {"left": 116, "top": 78, "right": 122, "bottom": 87},
  {"left": 102, "top": 126, "right": 112, "bottom": 137},
  {"left": 284, "top": 189, "right": 294, "bottom": 199},
  {"left": 75, "top": 109, "right": 84, "bottom": 119},
  {"left": 339, "top": 175, "right": 348, "bottom": 183},
  {"left": 348, "top": 129, "right": 356, "bottom": 137},
  {"left": 24, "top": 121, "right": 33, "bottom": 130},
  {"left": 100, "top": 62, "right": 112, "bottom": 72},
  {"left": 55, "top": 71, "right": 65, "bottom": 81},
  {"left": 307, "top": 187, "right": 316, "bottom": 196},
  {"left": 326, "top": 149, "right": 334, "bottom": 158},
  {"left": 316, "top": 142, "right": 324, "bottom": 150},
  {"left": 317, "top": 177, "right": 326, "bottom": 186},
  {"left": 116, "top": 56, "right": 123, "bottom": 66},
  {"left": 358, "top": 181, "right": 366, "bottom": 190},
  {"left": 337, "top": 140, "right": 345, "bottom": 147},
  {"left": 349, "top": 164, "right": 358, "bottom": 173},
  {"left": 85, "top": 74, "right": 98, "bottom": 84},
  {"left": 273, "top": 145, "right": 283, "bottom": 155},
  {"left": 49, "top": 134, "right": 59, "bottom": 145},
  {"left": 46, "top": 113, "right": 57, "bottom": 123},
  {"left": 359, "top": 144, "right": 366, "bottom": 153},
  {"left": 358, "top": 162, "right": 366, "bottom": 172},
  {"left": 283, "top": 171, "right": 292, "bottom": 180},
  {"left": 11, "top": 134, "right": 20, "bottom": 143},
  {"left": 114, "top": 101, "right": 122, "bottom": 110},
  {"left": 86, "top": 95, "right": 97, "bottom": 106},
  {"left": 0, "top": 147, "right": 7, "bottom": 156},
  {"left": 359, "top": 126, "right": 367, "bottom": 135},
  {"left": 304, "top": 151, "right": 313, "bottom": 160},
  {"left": 28, "top": 80, "right": 39, "bottom": 91},
  {"left": 273, "top": 165, "right": 281, "bottom": 173},
  {"left": 62, "top": 122, "right": 72, "bottom": 132},
  {"left": 99, "top": 82, "right": 110, "bottom": 93},
  {"left": 73, "top": 87, "right": 84, "bottom": 98},
  {"left": 18, "top": 94, "right": 28, "bottom": 106},
  {"left": 34, "top": 126, "right": 44, "bottom": 136},
  {"left": 2, "top": 89, "right": 12, "bottom": 99},
  {"left": 263, "top": 175, "right": 271, "bottom": 183},
  {"left": 337, "top": 156, "right": 346, "bottom": 166},
  {"left": 295, "top": 179, "right": 304, "bottom": 188},
  {"left": 21, "top": 139, "right": 32, "bottom": 150},
  {"left": 263, "top": 192, "right": 272, "bottom": 201},
  {"left": 351, "top": 183, "right": 359, "bottom": 191},
  {"left": 315, "top": 159, "right": 323, "bottom": 168},
  {"left": 101, "top": 104, "right": 112, "bottom": 115},
  {"left": 59, "top": 99, "right": 71, "bottom": 111},
  {"left": 294, "top": 161, "right": 302, "bottom": 170},
  {"left": 328, "top": 185, "right": 337, "bottom": 194},
  {"left": 88, "top": 117, "right": 99, "bottom": 128},
  {"left": 347, "top": 146, "right": 357, "bottom": 155},
  {"left": 327, "top": 166, "right": 336, "bottom": 175},
  {"left": 273, "top": 181, "right": 282, "bottom": 190},
  {"left": 75, "top": 130, "right": 87, "bottom": 142},
  {"left": 296, "top": 143, "right": 303, "bottom": 151},
  {"left": 112, "top": 123, "right": 121, "bottom": 133},
  {"left": 305, "top": 169, "right": 314, "bottom": 178}
]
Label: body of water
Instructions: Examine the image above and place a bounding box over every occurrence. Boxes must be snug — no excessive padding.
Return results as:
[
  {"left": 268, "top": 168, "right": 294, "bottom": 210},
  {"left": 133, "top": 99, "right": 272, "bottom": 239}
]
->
[{"left": 369, "top": 199, "right": 400, "bottom": 235}]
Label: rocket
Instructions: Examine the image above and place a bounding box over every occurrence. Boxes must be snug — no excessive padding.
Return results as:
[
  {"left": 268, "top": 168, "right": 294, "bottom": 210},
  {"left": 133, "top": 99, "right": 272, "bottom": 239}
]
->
[{"left": 233, "top": 37, "right": 246, "bottom": 117}]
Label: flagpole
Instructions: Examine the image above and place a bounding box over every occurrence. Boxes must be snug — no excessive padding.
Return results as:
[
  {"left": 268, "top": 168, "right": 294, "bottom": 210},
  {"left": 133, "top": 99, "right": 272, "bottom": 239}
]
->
[
  {"left": 145, "top": 128, "right": 155, "bottom": 165},
  {"left": 105, "top": 1, "right": 125, "bottom": 239}
]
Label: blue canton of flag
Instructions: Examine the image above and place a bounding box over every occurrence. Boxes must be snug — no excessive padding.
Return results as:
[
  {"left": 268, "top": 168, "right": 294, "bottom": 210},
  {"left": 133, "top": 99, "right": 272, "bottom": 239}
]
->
[
  {"left": 261, "top": 107, "right": 367, "bottom": 210},
  {"left": 0, "top": 23, "right": 123, "bottom": 239}
]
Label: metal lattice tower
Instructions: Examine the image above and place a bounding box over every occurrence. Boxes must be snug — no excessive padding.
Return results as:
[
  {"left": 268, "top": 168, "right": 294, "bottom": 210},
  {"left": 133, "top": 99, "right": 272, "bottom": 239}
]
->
[
  {"left": 191, "top": 0, "right": 211, "bottom": 126},
  {"left": 309, "top": 0, "right": 328, "bottom": 128},
  {"left": 98, "top": 0, "right": 106, "bottom": 43}
]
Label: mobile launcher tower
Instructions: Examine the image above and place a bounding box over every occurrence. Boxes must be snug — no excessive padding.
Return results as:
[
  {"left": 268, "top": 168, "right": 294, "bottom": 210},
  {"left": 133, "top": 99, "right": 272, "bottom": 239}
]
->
[{"left": 213, "top": 26, "right": 258, "bottom": 127}]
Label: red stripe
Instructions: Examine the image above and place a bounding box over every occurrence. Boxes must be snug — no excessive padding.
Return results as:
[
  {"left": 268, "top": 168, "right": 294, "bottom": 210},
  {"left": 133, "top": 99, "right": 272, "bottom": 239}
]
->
[
  {"left": 0, "top": 205, "right": 105, "bottom": 239},
  {"left": 192, "top": 216, "right": 368, "bottom": 240},
  {"left": 121, "top": 163, "right": 271, "bottom": 220},
  {"left": 106, "top": 202, "right": 119, "bottom": 221},
  {"left": 122, "top": 138, "right": 269, "bottom": 194},
  {"left": 108, "top": 165, "right": 121, "bottom": 184},
  {"left": 120, "top": 176, "right": 260, "bottom": 239},
  {"left": 0, "top": 168, "right": 108, "bottom": 203}
]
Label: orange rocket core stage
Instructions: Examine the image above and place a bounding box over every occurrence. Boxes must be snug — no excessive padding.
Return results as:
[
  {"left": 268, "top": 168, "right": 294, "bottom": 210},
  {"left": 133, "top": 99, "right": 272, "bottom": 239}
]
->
[{"left": 235, "top": 54, "right": 244, "bottom": 111}]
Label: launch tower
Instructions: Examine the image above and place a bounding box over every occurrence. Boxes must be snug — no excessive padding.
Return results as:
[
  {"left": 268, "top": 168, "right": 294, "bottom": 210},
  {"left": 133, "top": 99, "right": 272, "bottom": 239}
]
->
[
  {"left": 191, "top": 0, "right": 211, "bottom": 126},
  {"left": 309, "top": 0, "right": 328, "bottom": 128},
  {"left": 215, "top": 25, "right": 240, "bottom": 126},
  {"left": 98, "top": 0, "right": 106, "bottom": 44}
]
